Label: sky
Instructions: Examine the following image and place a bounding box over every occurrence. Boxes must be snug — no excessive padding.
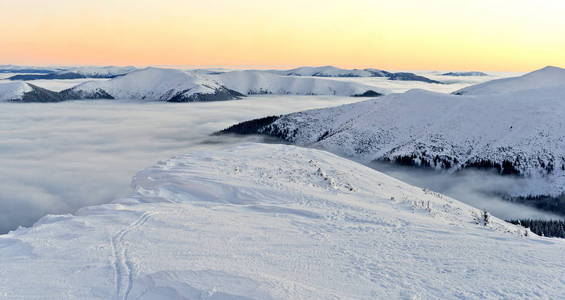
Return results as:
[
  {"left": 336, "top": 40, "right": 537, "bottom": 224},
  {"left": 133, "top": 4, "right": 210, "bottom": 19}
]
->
[{"left": 1, "top": 0, "right": 565, "bottom": 71}]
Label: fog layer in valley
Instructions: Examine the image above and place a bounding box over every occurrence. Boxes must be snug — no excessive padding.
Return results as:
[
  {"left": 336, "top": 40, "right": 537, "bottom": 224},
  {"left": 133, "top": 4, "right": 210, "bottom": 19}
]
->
[
  {"left": 370, "top": 161, "right": 563, "bottom": 221},
  {"left": 0, "top": 96, "right": 361, "bottom": 233}
]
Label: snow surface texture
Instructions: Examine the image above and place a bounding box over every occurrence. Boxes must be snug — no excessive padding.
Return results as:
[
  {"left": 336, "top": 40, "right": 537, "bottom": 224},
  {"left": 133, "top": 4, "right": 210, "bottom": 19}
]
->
[
  {"left": 454, "top": 66, "right": 565, "bottom": 95},
  {"left": 61, "top": 67, "right": 242, "bottom": 102},
  {"left": 245, "top": 69, "right": 565, "bottom": 197},
  {"left": 0, "top": 82, "right": 32, "bottom": 101},
  {"left": 210, "top": 70, "right": 387, "bottom": 96},
  {"left": 1, "top": 143, "right": 563, "bottom": 299}
]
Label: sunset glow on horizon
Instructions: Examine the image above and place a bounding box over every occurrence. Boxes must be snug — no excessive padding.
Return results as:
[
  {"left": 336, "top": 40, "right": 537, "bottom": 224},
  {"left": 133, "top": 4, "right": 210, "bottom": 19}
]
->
[{"left": 2, "top": 0, "right": 565, "bottom": 71}]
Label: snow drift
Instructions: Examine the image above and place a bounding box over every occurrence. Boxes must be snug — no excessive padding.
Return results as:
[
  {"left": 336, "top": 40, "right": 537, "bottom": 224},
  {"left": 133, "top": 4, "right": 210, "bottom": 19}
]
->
[
  {"left": 211, "top": 70, "right": 386, "bottom": 96},
  {"left": 61, "top": 67, "right": 244, "bottom": 102},
  {"left": 1, "top": 143, "right": 562, "bottom": 299}
]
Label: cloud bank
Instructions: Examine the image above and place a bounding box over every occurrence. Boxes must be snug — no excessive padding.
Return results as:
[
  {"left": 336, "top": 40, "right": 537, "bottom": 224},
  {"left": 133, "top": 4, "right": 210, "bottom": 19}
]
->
[{"left": 0, "top": 96, "right": 360, "bottom": 233}]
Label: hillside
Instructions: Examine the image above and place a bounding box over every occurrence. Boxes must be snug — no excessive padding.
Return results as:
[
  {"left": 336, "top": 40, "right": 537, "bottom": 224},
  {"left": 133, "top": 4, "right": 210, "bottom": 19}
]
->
[
  {"left": 1, "top": 143, "right": 563, "bottom": 299},
  {"left": 220, "top": 82, "right": 565, "bottom": 199}
]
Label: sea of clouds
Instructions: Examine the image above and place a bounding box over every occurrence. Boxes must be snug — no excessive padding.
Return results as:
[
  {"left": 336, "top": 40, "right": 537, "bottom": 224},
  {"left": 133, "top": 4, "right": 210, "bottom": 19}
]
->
[{"left": 2, "top": 71, "right": 548, "bottom": 234}]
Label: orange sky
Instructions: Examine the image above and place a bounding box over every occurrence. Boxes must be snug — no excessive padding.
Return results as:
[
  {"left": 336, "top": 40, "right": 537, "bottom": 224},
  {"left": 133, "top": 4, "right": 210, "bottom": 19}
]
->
[{"left": 1, "top": 0, "right": 564, "bottom": 71}]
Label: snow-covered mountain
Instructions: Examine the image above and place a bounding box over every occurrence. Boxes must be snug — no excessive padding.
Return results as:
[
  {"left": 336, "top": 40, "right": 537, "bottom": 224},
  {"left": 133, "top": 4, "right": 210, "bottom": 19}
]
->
[
  {"left": 61, "top": 67, "right": 244, "bottom": 102},
  {"left": 454, "top": 66, "right": 565, "bottom": 95},
  {"left": 210, "top": 70, "right": 386, "bottom": 96},
  {"left": 268, "top": 66, "right": 442, "bottom": 83},
  {"left": 221, "top": 80, "right": 565, "bottom": 198},
  {"left": 442, "top": 71, "right": 488, "bottom": 76},
  {"left": 0, "top": 82, "right": 62, "bottom": 102},
  {"left": 2, "top": 143, "right": 562, "bottom": 299}
]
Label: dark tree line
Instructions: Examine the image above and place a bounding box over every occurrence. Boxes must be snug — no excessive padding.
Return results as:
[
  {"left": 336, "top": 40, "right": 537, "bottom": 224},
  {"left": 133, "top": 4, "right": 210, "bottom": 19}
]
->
[
  {"left": 507, "top": 219, "right": 565, "bottom": 238},
  {"left": 509, "top": 195, "right": 565, "bottom": 216}
]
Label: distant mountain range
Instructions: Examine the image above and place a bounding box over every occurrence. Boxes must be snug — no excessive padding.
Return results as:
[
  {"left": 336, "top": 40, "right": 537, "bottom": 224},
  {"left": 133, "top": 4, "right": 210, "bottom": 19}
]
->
[
  {"left": 209, "top": 70, "right": 386, "bottom": 96},
  {"left": 0, "top": 67, "right": 384, "bottom": 102},
  {"left": 442, "top": 71, "right": 488, "bottom": 76},
  {"left": 5, "top": 66, "right": 137, "bottom": 80},
  {"left": 0, "top": 65, "right": 56, "bottom": 74},
  {"left": 268, "top": 66, "right": 443, "bottom": 83},
  {"left": 2, "top": 64, "right": 445, "bottom": 83}
]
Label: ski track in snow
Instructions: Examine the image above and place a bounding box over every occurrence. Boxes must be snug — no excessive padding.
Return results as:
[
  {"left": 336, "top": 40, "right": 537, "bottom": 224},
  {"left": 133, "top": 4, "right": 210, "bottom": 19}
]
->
[{"left": 110, "top": 211, "right": 157, "bottom": 300}]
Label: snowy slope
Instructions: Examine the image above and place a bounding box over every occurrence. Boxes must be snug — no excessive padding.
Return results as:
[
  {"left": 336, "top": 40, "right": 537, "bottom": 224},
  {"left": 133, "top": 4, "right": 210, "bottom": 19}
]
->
[
  {"left": 1, "top": 143, "right": 563, "bottom": 299},
  {"left": 223, "top": 86, "right": 565, "bottom": 198},
  {"left": 211, "top": 70, "right": 387, "bottom": 96},
  {"left": 61, "top": 67, "right": 243, "bottom": 102},
  {"left": 0, "top": 81, "right": 62, "bottom": 102},
  {"left": 454, "top": 66, "right": 565, "bottom": 95}
]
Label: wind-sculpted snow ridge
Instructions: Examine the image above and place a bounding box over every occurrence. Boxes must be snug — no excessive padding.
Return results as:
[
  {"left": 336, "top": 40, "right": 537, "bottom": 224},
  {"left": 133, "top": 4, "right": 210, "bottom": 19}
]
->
[
  {"left": 2, "top": 143, "right": 564, "bottom": 299},
  {"left": 211, "top": 70, "right": 387, "bottom": 96},
  {"left": 61, "top": 67, "right": 244, "bottom": 102},
  {"left": 0, "top": 81, "right": 63, "bottom": 102},
  {"left": 454, "top": 66, "right": 565, "bottom": 95},
  {"left": 221, "top": 86, "right": 565, "bottom": 198}
]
